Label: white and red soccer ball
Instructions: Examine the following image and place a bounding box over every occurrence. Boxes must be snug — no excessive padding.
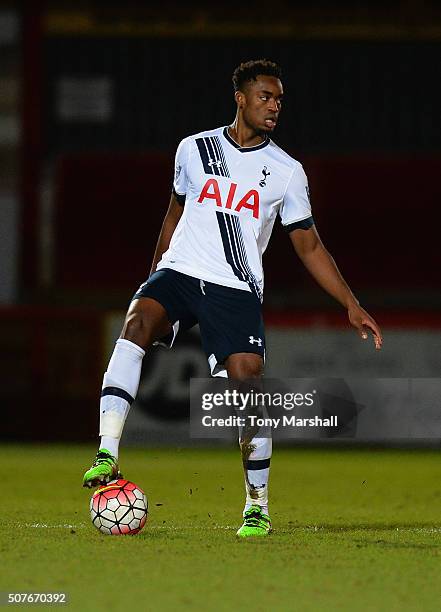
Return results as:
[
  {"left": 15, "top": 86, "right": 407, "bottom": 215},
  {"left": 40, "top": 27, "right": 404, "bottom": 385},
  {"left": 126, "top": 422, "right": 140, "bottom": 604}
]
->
[{"left": 90, "top": 479, "right": 148, "bottom": 535}]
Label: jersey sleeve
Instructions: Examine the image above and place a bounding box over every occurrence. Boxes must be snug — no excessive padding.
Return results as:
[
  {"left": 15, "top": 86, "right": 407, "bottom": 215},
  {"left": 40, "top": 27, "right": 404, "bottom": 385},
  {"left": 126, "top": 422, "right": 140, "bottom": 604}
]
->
[
  {"left": 279, "top": 163, "right": 313, "bottom": 230},
  {"left": 172, "top": 138, "right": 190, "bottom": 205}
]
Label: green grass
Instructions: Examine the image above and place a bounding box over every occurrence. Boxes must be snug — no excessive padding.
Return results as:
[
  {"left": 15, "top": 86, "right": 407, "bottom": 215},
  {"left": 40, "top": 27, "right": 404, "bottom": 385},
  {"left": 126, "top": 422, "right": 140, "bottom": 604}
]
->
[{"left": 1, "top": 445, "right": 441, "bottom": 611}]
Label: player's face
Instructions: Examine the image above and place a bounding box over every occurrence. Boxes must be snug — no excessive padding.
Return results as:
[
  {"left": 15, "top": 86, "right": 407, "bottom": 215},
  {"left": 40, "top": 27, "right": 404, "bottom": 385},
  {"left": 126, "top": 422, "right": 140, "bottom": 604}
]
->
[{"left": 240, "top": 75, "right": 283, "bottom": 134}]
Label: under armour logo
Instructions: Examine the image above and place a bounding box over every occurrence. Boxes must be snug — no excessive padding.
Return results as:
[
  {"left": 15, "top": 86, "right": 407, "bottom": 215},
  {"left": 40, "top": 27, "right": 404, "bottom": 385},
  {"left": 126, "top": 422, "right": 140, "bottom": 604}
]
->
[
  {"left": 208, "top": 159, "right": 222, "bottom": 169},
  {"left": 249, "top": 336, "right": 263, "bottom": 346},
  {"left": 259, "top": 166, "right": 270, "bottom": 187}
]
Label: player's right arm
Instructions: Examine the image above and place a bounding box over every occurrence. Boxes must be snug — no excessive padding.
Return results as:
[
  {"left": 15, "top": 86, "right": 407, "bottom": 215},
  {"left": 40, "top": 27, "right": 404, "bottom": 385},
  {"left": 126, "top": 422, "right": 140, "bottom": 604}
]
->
[
  {"left": 149, "top": 193, "right": 184, "bottom": 276},
  {"left": 149, "top": 138, "right": 189, "bottom": 275}
]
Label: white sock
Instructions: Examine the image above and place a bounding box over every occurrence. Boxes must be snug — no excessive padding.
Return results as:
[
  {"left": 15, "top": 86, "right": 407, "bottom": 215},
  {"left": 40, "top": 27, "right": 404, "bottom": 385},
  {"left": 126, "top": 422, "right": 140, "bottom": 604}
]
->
[
  {"left": 99, "top": 435, "right": 120, "bottom": 458},
  {"left": 241, "top": 437, "right": 272, "bottom": 516},
  {"left": 99, "top": 338, "right": 145, "bottom": 458},
  {"left": 244, "top": 503, "right": 269, "bottom": 516}
]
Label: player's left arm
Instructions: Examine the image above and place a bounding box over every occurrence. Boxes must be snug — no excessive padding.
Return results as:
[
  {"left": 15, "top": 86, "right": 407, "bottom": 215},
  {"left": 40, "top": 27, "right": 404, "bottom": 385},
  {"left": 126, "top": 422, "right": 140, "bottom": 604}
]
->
[{"left": 289, "top": 225, "right": 383, "bottom": 350}]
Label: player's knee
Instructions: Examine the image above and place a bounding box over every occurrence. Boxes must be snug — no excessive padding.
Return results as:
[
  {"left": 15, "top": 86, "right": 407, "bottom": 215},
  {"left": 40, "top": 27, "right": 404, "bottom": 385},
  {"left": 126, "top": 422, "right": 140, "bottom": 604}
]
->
[
  {"left": 226, "top": 354, "right": 263, "bottom": 380},
  {"left": 121, "top": 312, "right": 151, "bottom": 347}
]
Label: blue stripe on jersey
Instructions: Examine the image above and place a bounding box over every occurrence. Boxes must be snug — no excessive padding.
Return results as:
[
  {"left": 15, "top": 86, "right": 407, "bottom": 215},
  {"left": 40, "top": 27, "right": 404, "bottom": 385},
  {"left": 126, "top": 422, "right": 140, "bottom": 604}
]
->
[
  {"left": 204, "top": 137, "right": 222, "bottom": 176},
  {"left": 196, "top": 136, "right": 230, "bottom": 178},
  {"left": 196, "top": 138, "right": 217, "bottom": 175},
  {"left": 216, "top": 211, "right": 246, "bottom": 282},
  {"left": 231, "top": 215, "right": 263, "bottom": 301},
  {"left": 216, "top": 211, "right": 263, "bottom": 302},
  {"left": 212, "top": 136, "right": 230, "bottom": 178},
  {"left": 224, "top": 213, "right": 248, "bottom": 283}
]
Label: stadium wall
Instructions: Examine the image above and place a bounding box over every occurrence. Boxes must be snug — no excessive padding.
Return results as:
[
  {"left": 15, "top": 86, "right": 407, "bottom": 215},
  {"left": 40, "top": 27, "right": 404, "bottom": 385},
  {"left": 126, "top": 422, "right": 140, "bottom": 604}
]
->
[
  {"left": 2, "top": 307, "right": 439, "bottom": 444},
  {"left": 30, "top": 153, "right": 441, "bottom": 296},
  {"left": 105, "top": 313, "right": 441, "bottom": 446},
  {"left": 43, "top": 38, "right": 441, "bottom": 155}
]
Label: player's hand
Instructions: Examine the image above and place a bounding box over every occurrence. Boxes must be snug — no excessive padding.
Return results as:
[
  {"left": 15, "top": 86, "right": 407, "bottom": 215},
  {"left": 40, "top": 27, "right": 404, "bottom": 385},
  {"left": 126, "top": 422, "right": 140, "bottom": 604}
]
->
[{"left": 347, "top": 303, "right": 383, "bottom": 350}]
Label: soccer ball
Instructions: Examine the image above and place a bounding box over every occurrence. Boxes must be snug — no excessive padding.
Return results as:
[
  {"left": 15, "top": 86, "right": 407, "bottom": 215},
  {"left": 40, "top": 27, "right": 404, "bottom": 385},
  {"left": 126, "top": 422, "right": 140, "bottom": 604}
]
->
[{"left": 90, "top": 479, "right": 148, "bottom": 535}]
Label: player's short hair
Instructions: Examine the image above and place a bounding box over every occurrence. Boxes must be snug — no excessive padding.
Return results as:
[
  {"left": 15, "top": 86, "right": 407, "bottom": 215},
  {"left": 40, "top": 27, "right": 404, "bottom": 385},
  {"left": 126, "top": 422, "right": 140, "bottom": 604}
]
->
[{"left": 232, "top": 59, "right": 282, "bottom": 92}]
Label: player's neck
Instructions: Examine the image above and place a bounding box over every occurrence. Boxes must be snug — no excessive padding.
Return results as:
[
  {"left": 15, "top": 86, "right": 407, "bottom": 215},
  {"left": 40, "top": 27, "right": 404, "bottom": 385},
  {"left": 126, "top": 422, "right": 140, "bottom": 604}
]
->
[{"left": 228, "top": 119, "right": 266, "bottom": 149}]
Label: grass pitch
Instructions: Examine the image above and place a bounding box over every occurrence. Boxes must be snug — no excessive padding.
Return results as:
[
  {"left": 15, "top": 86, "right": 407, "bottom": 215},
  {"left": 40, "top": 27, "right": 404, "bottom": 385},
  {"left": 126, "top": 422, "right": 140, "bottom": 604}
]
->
[{"left": 1, "top": 445, "right": 441, "bottom": 611}]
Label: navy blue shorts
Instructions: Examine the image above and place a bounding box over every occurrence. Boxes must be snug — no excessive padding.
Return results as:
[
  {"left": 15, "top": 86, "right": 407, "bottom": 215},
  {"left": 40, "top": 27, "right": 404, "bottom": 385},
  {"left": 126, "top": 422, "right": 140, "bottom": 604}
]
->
[{"left": 133, "top": 269, "right": 265, "bottom": 376}]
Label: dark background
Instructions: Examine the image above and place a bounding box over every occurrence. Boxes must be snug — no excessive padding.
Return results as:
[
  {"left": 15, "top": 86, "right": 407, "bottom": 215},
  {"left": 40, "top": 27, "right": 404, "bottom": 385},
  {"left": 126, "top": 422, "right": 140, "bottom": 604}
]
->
[{"left": 1, "top": 0, "right": 440, "bottom": 440}]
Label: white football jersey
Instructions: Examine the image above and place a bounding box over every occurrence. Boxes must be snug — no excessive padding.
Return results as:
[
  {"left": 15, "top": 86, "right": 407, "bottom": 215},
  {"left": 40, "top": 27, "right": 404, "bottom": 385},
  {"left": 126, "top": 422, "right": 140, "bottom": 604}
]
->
[{"left": 156, "top": 126, "right": 312, "bottom": 300}]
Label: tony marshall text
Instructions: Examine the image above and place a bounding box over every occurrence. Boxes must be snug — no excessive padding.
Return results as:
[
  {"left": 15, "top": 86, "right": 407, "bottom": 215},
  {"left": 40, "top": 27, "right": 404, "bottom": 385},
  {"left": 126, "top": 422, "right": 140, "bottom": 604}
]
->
[{"left": 201, "top": 415, "right": 338, "bottom": 428}]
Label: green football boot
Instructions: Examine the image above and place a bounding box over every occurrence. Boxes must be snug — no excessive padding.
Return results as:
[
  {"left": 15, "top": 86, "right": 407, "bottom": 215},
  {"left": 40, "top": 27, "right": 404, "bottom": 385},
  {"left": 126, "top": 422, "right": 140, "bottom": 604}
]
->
[
  {"left": 82, "top": 449, "right": 121, "bottom": 488},
  {"left": 236, "top": 505, "right": 272, "bottom": 538}
]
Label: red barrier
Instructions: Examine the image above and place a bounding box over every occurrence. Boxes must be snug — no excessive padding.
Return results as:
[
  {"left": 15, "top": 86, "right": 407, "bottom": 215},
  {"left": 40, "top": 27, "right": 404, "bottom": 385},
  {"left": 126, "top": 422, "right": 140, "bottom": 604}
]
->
[
  {"left": 54, "top": 152, "right": 173, "bottom": 288},
  {"left": 51, "top": 153, "right": 441, "bottom": 293},
  {"left": 264, "top": 310, "right": 441, "bottom": 329},
  {"left": 0, "top": 306, "right": 104, "bottom": 441},
  {"left": 1, "top": 306, "right": 440, "bottom": 441}
]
